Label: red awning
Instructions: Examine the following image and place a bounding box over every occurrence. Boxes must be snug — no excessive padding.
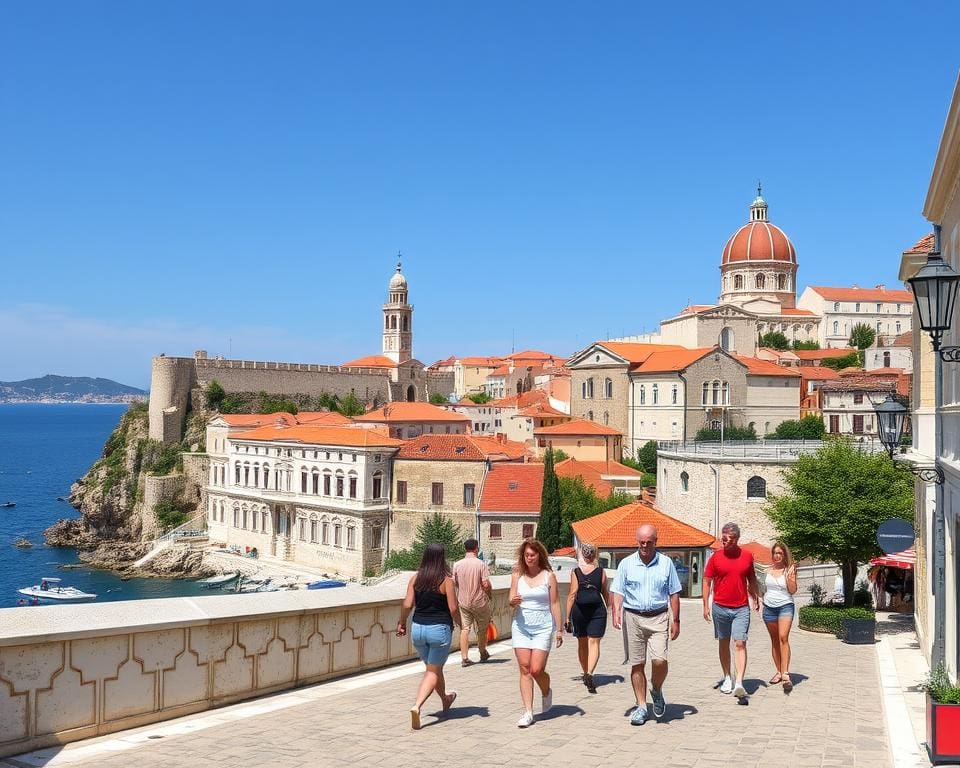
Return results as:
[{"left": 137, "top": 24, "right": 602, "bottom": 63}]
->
[{"left": 870, "top": 548, "right": 916, "bottom": 570}]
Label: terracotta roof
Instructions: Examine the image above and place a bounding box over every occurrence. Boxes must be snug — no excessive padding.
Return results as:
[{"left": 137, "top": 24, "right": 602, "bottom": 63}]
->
[
  {"left": 478, "top": 463, "right": 544, "bottom": 514},
  {"left": 734, "top": 356, "right": 801, "bottom": 378},
  {"left": 866, "top": 367, "right": 906, "bottom": 376},
  {"left": 341, "top": 354, "right": 397, "bottom": 368},
  {"left": 572, "top": 503, "right": 715, "bottom": 549},
  {"left": 903, "top": 233, "right": 935, "bottom": 255},
  {"left": 460, "top": 356, "right": 503, "bottom": 366},
  {"left": 508, "top": 350, "right": 556, "bottom": 362},
  {"left": 890, "top": 331, "right": 912, "bottom": 348},
  {"left": 216, "top": 413, "right": 299, "bottom": 427},
  {"left": 594, "top": 342, "right": 686, "bottom": 365},
  {"left": 633, "top": 348, "right": 714, "bottom": 373},
  {"left": 809, "top": 286, "right": 913, "bottom": 302},
  {"left": 555, "top": 458, "right": 643, "bottom": 497},
  {"left": 231, "top": 425, "right": 403, "bottom": 448},
  {"left": 295, "top": 412, "right": 354, "bottom": 426},
  {"left": 534, "top": 419, "right": 622, "bottom": 437},
  {"left": 779, "top": 308, "right": 818, "bottom": 316},
  {"left": 797, "top": 366, "right": 840, "bottom": 381},
  {"left": 489, "top": 366, "right": 511, "bottom": 377},
  {"left": 428, "top": 356, "right": 457, "bottom": 369},
  {"left": 552, "top": 546, "right": 577, "bottom": 558},
  {"left": 792, "top": 348, "right": 858, "bottom": 360},
  {"left": 355, "top": 402, "right": 470, "bottom": 423},
  {"left": 396, "top": 434, "right": 526, "bottom": 461},
  {"left": 679, "top": 304, "right": 716, "bottom": 316},
  {"left": 517, "top": 402, "right": 569, "bottom": 418},
  {"left": 721, "top": 221, "right": 797, "bottom": 265},
  {"left": 489, "top": 390, "right": 549, "bottom": 409},
  {"left": 821, "top": 377, "right": 896, "bottom": 393}
]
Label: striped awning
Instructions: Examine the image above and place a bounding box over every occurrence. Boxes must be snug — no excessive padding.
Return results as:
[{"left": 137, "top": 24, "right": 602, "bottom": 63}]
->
[{"left": 870, "top": 548, "right": 916, "bottom": 570}]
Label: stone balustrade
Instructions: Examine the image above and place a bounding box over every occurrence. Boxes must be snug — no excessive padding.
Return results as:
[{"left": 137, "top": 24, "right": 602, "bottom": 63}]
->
[{"left": 0, "top": 574, "right": 569, "bottom": 758}]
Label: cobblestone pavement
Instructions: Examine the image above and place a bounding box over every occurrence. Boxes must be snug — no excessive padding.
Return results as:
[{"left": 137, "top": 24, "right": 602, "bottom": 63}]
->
[{"left": 7, "top": 601, "right": 890, "bottom": 768}]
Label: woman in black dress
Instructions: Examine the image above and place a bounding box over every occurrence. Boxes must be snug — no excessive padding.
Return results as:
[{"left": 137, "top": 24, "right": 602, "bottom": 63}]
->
[{"left": 565, "top": 542, "right": 609, "bottom": 693}]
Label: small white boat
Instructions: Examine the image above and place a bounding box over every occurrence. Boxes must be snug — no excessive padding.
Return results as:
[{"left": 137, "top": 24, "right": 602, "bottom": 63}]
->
[
  {"left": 197, "top": 572, "right": 240, "bottom": 589},
  {"left": 18, "top": 577, "right": 97, "bottom": 602}
]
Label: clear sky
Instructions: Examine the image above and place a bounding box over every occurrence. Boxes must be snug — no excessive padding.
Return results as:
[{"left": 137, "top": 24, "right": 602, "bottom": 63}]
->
[{"left": 1, "top": 2, "right": 959, "bottom": 388}]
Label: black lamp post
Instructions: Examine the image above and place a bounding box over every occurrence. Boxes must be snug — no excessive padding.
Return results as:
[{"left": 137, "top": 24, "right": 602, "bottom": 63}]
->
[
  {"left": 907, "top": 250, "right": 960, "bottom": 358},
  {"left": 873, "top": 394, "right": 943, "bottom": 484}
]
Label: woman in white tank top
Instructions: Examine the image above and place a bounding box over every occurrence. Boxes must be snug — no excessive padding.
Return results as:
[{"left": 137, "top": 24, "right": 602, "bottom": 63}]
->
[{"left": 762, "top": 541, "right": 798, "bottom": 691}]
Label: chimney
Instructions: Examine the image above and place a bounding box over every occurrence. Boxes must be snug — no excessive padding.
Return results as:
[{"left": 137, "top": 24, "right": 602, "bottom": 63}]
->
[{"left": 875, "top": 284, "right": 885, "bottom": 291}]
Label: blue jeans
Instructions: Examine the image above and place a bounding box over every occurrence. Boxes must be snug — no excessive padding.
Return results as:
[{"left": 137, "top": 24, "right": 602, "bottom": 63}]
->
[
  {"left": 762, "top": 602, "right": 795, "bottom": 624},
  {"left": 712, "top": 604, "right": 751, "bottom": 641},
  {"left": 412, "top": 622, "right": 452, "bottom": 665}
]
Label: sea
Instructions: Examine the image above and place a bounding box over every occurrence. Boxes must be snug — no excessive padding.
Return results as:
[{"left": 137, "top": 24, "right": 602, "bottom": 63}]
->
[{"left": 0, "top": 403, "right": 210, "bottom": 607}]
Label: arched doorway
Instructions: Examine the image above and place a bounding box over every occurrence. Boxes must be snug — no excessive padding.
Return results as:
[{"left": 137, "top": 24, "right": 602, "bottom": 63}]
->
[{"left": 406, "top": 385, "right": 416, "bottom": 402}]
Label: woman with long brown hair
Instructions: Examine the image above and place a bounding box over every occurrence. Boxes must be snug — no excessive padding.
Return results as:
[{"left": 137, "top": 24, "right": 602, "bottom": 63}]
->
[
  {"left": 509, "top": 538, "right": 563, "bottom": 727},
  {"left": 397, "top": 543, "right": 460, "bottom": 729},
  {"left": 762, "top": 540, "right": 798, "bottom": 691}
]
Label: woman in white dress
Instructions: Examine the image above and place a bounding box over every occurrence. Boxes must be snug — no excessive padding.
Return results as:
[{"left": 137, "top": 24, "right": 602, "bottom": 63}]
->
[
  {"left": 762, "top": 541, "right": 798, "bottom": 692},
  {"left": 509, "top": 538, "right": 563, "bottom": 727}
]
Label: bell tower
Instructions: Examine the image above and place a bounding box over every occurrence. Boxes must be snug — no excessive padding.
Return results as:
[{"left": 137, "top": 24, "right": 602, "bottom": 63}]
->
[{"left": 382, "top": 256, "right": 413, "bottom": 363}]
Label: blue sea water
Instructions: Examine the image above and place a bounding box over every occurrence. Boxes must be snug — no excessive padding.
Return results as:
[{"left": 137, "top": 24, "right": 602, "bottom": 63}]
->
[{"left": 0, "top": 403, "right": 209, "bottom": 607}]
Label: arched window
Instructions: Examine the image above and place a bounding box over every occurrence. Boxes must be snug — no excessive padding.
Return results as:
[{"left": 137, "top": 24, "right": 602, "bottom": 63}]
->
[
  {"left": 720, "top": 327, "right": 734, "bottom": 351},
  {"left": 262, "top": 463, "right": 270, "bottom": 489},
  {"left": 241, "top": 505, "right": 248, "bottom": 529},
  {"left": 756, "top": 273, "right": 765, "bottom": 289},
  {"left": 833, "top": 320, "right": 839, "bottom": 335},
  {"left": 251, "top": 509, "right": 259, "bottom": 531},
  {"left": 299, "top": 518, "right": 307, "bottom": 541},
  {"left": 722, "top": 382, "right": 730, "bottom": 405},
  {"left": 261, "top": 507, "right": 268, "bottom": 533},
  {"left": 747, "top": 475, "right": 767, "bottom": 499},
  {"left": 680, "top": 471, "right": 689, "bottom": 493},
  {"left": 583, "top": 378, "right": 594, "bottom": 399},
  {"left": 586, "top": 410, "right": 594, "bottom": 422},
  {"left": 402, "top": 316, "right": 409, "bottom": 332},
  {"left": 603, "top": 411, "right": 609, "bottom": 425},
  {"left": 312, "top": 469, "right": 319, "bottom": 495},
  {"left": 734, "top": 274, "right": 744, "bottom": 290},
  {"left": 252, "top": 465, "right": 260, "bottom": 487},
  {"left": 235, "top": 464, "right": 241, "bottom": 485},
  {"left": 834, "top": 302, "right": 840, "bottom": 311},
  {"left": 323, "top": 470, "right": 332, "bottom": 496},
  {"left": 640, "top": 385, "right": 646, "bottom": 405},
  {"left": 604, "top": 378, "right": 613, "bottom": 398},
  {"left": 883, "top": 351, "right": 891, "bottom": 367},
  {"left": 652, "top": 383, "right": 658, "bottom": 404},
  {"left": 243, "top": 463, "right": 250, "bottom": 486},
  {"left": 702, "top": 382, "right": 709, "bottom": 405},
  {"left": 712, "top": 381, "right": 721, "bottom": 405},
  {"left": 233, "top": 506, "right": 240, "bottom": 527},
  {"left": 301, "top": 470, "right": 308, "bottom": 494},
  {"left": 373, "top": 471, "right": 383, "bottom": 498},
  {"left": 777, "top": 273, "right": 786, "bottom": 290}
]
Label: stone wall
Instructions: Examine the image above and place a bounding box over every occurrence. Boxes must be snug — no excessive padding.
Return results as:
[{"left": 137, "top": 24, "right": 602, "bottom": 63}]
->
[
  {"left": 149, "top": 356, "right": 197, "bottom": 443},
  {"left": 142, "top": 475, "right": 185, "bottom": 540},
  {"left": 0, "top": 576, "right": 563, "bottom": 759}
]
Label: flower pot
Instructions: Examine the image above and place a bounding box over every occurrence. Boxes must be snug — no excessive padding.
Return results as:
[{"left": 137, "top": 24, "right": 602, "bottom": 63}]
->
[
  {"left": 926, "top": 695, "right": 960, "bottom": 764},
  {"left": 840, "top": 617, "right": 875, "bottom": 644}
]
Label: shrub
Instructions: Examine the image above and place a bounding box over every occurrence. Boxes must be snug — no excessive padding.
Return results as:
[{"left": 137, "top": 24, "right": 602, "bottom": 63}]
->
[
  {"left": 808, "top": 582, "right": 825, "bottom": 606},
  {"left": 641, "top": 472, "right": 656, "bottom": 487},
  {"left": 695, "top": 425, "right": 757, "bottom": 442},
  {"left": 205, "top": 380, "right": 226, "bottom": 410},
  {"left": 429, "top": 392, "right": 448, "bottom": 405},
  {"left": 638, "top": 440, "right": 658, "bottom": 473},
  {"left": 154, "top": 502, "right": 189, "bottom": 531},
  {"left": 922, "top": 664, "right": 960, "bottom": 704},
  {"left": 798, "top": 605, "right": 874, "bottom": 635},
  {"left": 853, "top": 579, "right": 872, "bottom": 608},
  {"left": 467, "top": 392, "right": 492, "bottom": 404}
]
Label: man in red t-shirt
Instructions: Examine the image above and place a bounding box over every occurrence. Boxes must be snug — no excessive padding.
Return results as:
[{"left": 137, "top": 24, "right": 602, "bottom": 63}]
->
[{"left": 702, "top": 521, "right": 760, "bottom": 699}]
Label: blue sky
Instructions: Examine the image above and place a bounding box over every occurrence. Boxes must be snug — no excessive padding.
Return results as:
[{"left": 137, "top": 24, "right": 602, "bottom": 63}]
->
[{"left": 1, "top": 2, "right": 958, "bottom": 388}]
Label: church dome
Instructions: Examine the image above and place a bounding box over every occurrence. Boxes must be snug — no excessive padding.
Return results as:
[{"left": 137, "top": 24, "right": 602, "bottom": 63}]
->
[
  {"left": 720, "top": 190, "right": 797, "bottom": 266},
  {"left": 389, "top": 260, "right": 407, "bottom": 290}
]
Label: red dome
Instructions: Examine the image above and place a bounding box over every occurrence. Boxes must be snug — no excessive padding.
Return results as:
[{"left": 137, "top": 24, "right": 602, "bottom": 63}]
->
[{"left": 721, "top": 221, "right": 796, "bottom": 265}]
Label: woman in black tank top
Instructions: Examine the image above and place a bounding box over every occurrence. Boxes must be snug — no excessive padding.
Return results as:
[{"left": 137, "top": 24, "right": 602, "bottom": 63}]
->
[
  {"left": 397, "top": 544, "right": 460, "bottom": 729},
  {"left": 564, "top": 543, "right": 610, "bottom": 693}
]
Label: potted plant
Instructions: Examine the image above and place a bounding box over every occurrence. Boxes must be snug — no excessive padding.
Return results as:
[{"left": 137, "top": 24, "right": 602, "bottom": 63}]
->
[{"left": 922, "top": 665, "right": 960, "bottom": 764}]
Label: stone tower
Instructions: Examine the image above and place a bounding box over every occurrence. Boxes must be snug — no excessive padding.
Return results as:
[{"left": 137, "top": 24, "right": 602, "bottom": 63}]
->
[{"left": 382, "top": 258, "right": 413, "bottom": 364}]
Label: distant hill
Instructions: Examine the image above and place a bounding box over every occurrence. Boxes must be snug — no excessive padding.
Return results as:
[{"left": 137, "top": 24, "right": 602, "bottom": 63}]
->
[{"left": 0, "top": 375, "right": 147, "bottom": 403}]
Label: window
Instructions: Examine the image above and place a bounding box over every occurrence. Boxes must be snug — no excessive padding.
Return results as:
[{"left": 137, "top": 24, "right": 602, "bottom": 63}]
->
[
  {"left": 603, "top": 411, "right": 609, "bottom": 425},
  {"left": 853, "top": 414, "right": 864, "bottom": 434},
  {"left": 897, "top": 303, "right": 902, "bottom": 312},
  {"left": 834, "top": 302, "right": 840, "bottom": 311},
  {"left": 829, "top": 414, "right": 839, "bottom": 433},
  {"left": 432, "top": 482, "right": 444, "bottom": 505},
  {"left": 895, "top": 321, "right": 901, "bottom": 334},
  {"left": 322, "top": 521, "right": 330, "bottom": 545},
  {"left": 777, "top": 273, "right": 786, "bottom": 290},
  {"left": 640, "top": 385, "right": 646, "bottom": 405},
  {"left": 323, "top": 473, "right": 331, "bottom": 495},
  {"left": 883, "top": 351, "right": 891, "bottom": 367},
  {"left": 301, "top": 471, "right": 308, "bottom": 494},
  {"left": 396, "top": 480, "right": 408, "bottom": 503},
  {"left": 680, "top": 471, "right": 689, "bottom": 493},
  {"left": 373, "top": 472, "right": 383, "bottom": 499},
  {"left": 586, "top": 410, "right": 594, "bottom": 421},
  {"left": 463, "top": 483, "right": 475, "bottom": 506},
  {"left": 734, "top": 274, "right": 743, "bottom": 290},
  {"left": 855, "top": 302, "right": 861, "bottom": 312},
  {"left": 672, "top": 385, "right": 678, "bottom": 405},
  {"left": 522, "top": 523, "right": 534, "bottom": 539},
  {"left": 833, "top": 320, "right": 839, "bottom": 335},
  {"left": 582, "top": 378, "right": 594, "bottom": 399},
  {"left": 336, "top": 475, "right": 344, "bottom": 497},
  {"left": 652, "top": 384, "right": 658, "bottom": 405},
  {"left": 299, "top": 518, "right": 306, "bottom": 541},
  {"left": 756, "top": 273, "right": 765, "bottom": 289},
  {"left": 235, "top": 465, "right": 241, "bottom": 485},
  {"left": 746, "top": 476, "right": 767, "bottom": 499},
  {"left": 374, "top": 453, "right": 381, "bottom": 463},
  {"left": 242, "top": 507, "right": 248, "bottom": 529},
  {"left": 310, "top": 520, "right": 318, "bottom": 543},
  {"left": 261, "top": 510, "right": 267, "bottom": 533},
  {"left": 876, "top": 321, "right": 882, "bottom": 333},
  {"left": 371, "top": 525, "right": 383, "bottom": 549},
  {"left": 252, "top": 510, "right": 259, "bottom": 531},
  {"left": 347, "top": 526, "right": 356, "bottom": 550},
  {"left": 702, "top": 382, "right": 709, "bottom": 405},
  {"left": 712, "top": 381, "right": 720, "bottom": 405},
  {"left": 722, "top": 382, "right": 730, "bottom": 405},
  {"left": 877, "top": 303, "right": 882, "bottom": 313},
  {"left": 853, "top": 393, "right": 864, "bottom": 405},
  {"left": 312, "top": 472, "right": 319, "bottom": 495},
  {"left": 334, "top": 524, "right": 342, "bottom": 547},
  {"left": 349, "top": 476, "right": 357, "bottom": 499},
  {"left": 233, "top": 507, "right": 239, "bottom": 527},
  {"left": 489, "top": 523, "right": 502, "bottom": 539},
  {"left": 604, "top": 378, "right": 613, "bottom": 398}
]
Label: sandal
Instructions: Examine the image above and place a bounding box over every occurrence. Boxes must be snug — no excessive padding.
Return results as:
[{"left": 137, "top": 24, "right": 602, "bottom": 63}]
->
[
  {"left": 410, "top": 707, "right": 421, "bottom": 730},
  {"left": 769, "top": 673, "right": 783, "bottom": 684},
  {"left": 782, "top": 676, "right": 793, "bottom": 692},
  {"left": 442, "top": 691, "right": 457, "bottom": 713}
]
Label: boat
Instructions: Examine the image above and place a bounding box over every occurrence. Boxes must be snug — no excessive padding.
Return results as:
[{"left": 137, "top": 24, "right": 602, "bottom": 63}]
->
[
  {"left": 238, "top": 578, "right": 278, "bottom": 593},
  {"left": 14, "top": 538, "right": 32, "bottom": 548},
  {"left": 18, "top": 577, "right": 96, "bottom": 602},
  {"left": 307, "top": 579, "right": 347, "bottom": 590},
  {"left": 0, "top": 502, "right": 15, "bottom": 509},
  {"left": 197, "top": 572, "right": 240, "bottom": 589}
]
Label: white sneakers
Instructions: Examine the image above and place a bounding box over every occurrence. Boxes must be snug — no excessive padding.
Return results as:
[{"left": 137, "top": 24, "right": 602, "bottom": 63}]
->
[
  {"left": 732, "top": 681, "right": 747, "bottom": 698},
  {"left": 719, "top": 676, "right": 733, "bottom": 694},
  {"left": 541, "top": 688, "right": 553, "bottom": 714},
  {"left": 516, "top": 711, "right": 534, "bottom": 728}
]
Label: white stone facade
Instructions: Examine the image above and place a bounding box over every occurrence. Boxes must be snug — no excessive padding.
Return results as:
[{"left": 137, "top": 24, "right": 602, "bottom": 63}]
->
[{"left": 797, "top": 286, "right": 913, "bottom": 349}]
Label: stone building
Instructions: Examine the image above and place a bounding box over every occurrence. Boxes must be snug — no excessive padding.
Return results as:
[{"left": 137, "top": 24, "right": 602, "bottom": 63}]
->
[
  {"left": 390, "top": 434, "right": 526, "bottom": 551},
  {"left": 797, "top": 284, "right": 913, "bottom": 349},
  {"left": 353, "top": 401, "right": 470, "bottom": 439},
  {"left": 205, "top": 423, "right": 403, "bottom": 578},
  {"left": 477, "top": 462, "right": 545, "bottom": 564},
  {"left": 149, "top": 261, "right": 455, "bottom": 444},
  {"left": 533, "top": 419, "right": 623, "bottom": 462},
  {"left": 821, "top": 376, "right": 897, "bottom": 437}
]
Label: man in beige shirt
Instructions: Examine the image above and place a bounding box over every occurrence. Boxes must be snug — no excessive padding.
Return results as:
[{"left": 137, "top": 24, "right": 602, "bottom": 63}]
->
[{"left": 453, "top": 538, "right": 492, "bottom": 666}]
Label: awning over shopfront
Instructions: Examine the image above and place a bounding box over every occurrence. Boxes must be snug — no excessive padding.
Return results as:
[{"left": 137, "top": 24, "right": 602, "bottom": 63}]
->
[{"left": 870, "top": 548, "right": 916, "bottom": 570}]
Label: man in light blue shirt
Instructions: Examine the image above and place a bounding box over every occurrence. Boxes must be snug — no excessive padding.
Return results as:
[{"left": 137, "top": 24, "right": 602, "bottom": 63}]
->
[{"left": 611, "top": 524, "right": 682, "bottom": 726}]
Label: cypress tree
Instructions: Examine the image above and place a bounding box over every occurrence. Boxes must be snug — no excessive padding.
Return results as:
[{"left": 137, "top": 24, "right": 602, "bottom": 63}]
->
[{"left": 538, "top": 448, "right": 563, "bottom": 552}]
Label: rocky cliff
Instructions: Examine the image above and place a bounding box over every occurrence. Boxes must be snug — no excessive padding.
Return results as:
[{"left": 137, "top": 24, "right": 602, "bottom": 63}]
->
[{"left": 45, "top": 402, "right": 211, "bottom": 576}]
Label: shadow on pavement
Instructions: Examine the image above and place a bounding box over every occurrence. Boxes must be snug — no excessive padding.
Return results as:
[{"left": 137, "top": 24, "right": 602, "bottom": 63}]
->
[
  {"left": 538, "top": 704, "right": 586, "bottom": 721},
  {"left": 437, "top": 705, "right": 491, "bottom": 723},
  {"left": 592, "top": 673, "right": 625, "bottom": 687}
]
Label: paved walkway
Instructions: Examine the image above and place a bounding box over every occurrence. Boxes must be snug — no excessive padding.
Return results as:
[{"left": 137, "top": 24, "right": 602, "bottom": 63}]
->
[{"left": 4, "top": 601, "right": 892, "bottom": 768}]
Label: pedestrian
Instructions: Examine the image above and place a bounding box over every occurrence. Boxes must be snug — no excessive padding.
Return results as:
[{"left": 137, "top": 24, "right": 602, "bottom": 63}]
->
[
  {"left": 702, "top": 522, "right": 760, "bottom": 699},
  {"left": 453, "top": 538, "right": 493, "bottom": 666},
  {"left": 611, "top": 524, "right": 682, "bottom": 725},
  {"left": 509, "top": 538, "right": 563, "bottom": 727},
  {"left": 396, "top": 543, "right": 459, "bottom": 730},
  {"left": 762, "top": 540, "right": 798, "bottom": 692},
  {"left": 565, "top": 541, "right": 609, "bottom": 693}
]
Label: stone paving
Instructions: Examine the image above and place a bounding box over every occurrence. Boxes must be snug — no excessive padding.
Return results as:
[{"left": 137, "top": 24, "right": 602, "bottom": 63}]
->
[{"left": 5, "top": 601, "right": 891, "bottom": 768}]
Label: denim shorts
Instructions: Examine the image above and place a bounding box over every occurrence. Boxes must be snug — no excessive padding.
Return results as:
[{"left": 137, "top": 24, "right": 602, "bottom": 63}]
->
[
  {"left": 712, "top": 603, "right": 751, "bottom": 641},
  {"left": 411, "top": 622, "right": 452, "bottom": 665},
  {"left": 762, "top": 602, "right": 795, "bottom": 624}
]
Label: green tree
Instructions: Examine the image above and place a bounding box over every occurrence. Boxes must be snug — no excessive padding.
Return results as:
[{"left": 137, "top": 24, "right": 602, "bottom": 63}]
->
[
  {"left": 557, "top": 475, "right": 632, "bottom": 546},
  {"left": 821, "top": 351, "right": 862, "bottom": 371},
  {"left": 429, "top": 392, "right": 449, "bottom": 405},
  {"left": 337, "top": 392, "right": 366, "bottom": 417},
  {"left": 638, "top": 440, "right": 658, "bottom": 474},
  {"left": 695, "top": 424, "right": 757, "bottom": 441},
  {"left": 849, "top": 323, "right": 877, "bottom": 350},
  {"left": 759, "top": 331, "right": 791, "bottom": 350},
  {"left": 765, "top": 439, "right": 913, "bottom": 607},
  {"left": 205, "top": 380, "right": 226, "bottom": 410},
  {"left": 384, "top": 512, "right": 466, "bottom": 570},
  {"left": 551, "top": 448, "right": 569, "bottom": 462},
  {"left": 792, "top": 340, "right": 820, "bottom": 350},
  {"left": 256, "top": 391, "right": 299, "bottom": 415},
  {"left": 772, "top": 415, "right": 826, "bottom": 440},
  {"left": 538, "top": 449, "right": 563, "bottom": 552},
  {"left": 467, "top": 392, "right": 492, "bottom": 404}
]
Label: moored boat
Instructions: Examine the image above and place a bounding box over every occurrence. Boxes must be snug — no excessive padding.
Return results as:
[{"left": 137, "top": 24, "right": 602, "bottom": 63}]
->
[
  {"left": 0, "top": 502, "right": 15, "bottom": 509},
  {"left": 307, "top": 579, "right": 347, "bottom": 590},
  {"left": 18, "top": 577, "right": 96, "bottom": 602},
  {"left": 197, "top": 572, "right": 240, "bottom": 589}
]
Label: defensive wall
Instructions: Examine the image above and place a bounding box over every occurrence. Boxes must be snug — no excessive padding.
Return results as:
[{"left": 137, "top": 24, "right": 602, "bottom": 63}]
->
[{"left": 0, "top": 575, "right": 558, "bottom": 759}]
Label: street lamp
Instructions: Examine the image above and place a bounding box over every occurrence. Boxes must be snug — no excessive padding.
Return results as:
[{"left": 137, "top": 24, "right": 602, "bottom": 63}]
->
[
  {"left": 873, "top": 394, "right": 943, "bottom": 483},
  {"left": 907, "top": 250, "right": 960, "bottom": 359}
]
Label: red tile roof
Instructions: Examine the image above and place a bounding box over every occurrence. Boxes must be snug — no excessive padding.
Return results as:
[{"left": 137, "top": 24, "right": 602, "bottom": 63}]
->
[
  {"left": 534, "top": 419, "right": 622, "bottom": 436},
  {"left": 517, "top": 402, "right": 569, "bottom": 418},
  {"left": 355, "top": 402, "right": 470, "bottom": 423},
  {"left": 797, "top": 366, "right": 840, "bottom": 381},
  {"left": 633, "top": 348, "right": 715, "bottom": 373},
  {"left": 678, "top": 304, "right": 716, "bottom": 316},
  {"left": 555, "top": 458, "right": 643, "bottom": 496},
  {"left": 734, "top": 356, "right": 801, "bottom": 378},
  {"left": 341, "top": 354, "right": 397, "bottom": 368},
  {"left": 903, "top": 233, "right": 935, "bottom": 255},
  {"left": 460, "top": 356, "right": 503, "bottom": 366},
  {"left": 867, "top": 367, "right": 906, "bottom": 376},
  {"left": 295, "top": 412, "right": 355, "bottom": 426},
  {"left": 216, "top": 412, "right": 353, "bottom": 428},
  {"left": 809, "top": 286, "right": 913, "bottom": 302},
  {"left": 793, "top": 348, "right": 858, "bottom": 360},
  {"left": 571, "top": 503, "right": 715, "bottom": 549},
  {"left": 595, "top": 342, "right": 686, "bottom": 365},
  {"left": 478, "top": 463, "right": 544, "bottom": 514},
  {"left": 231, "top": 425, "right": 403, "bottom": 448},
  {"left": 489, "top": 365, "right": 511, "bottom": 377},
  {"left": 890, "top": 331, "right": 912, "bottom": 348},
  {"left": 489, "top": 390, "right": 549, "bottom": 409},
  {"left": 779, "top": 308, "right": 818, "bottom": 316},
  {"left": 396, "top": 434, "right": 527, "bottom": 461}
]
